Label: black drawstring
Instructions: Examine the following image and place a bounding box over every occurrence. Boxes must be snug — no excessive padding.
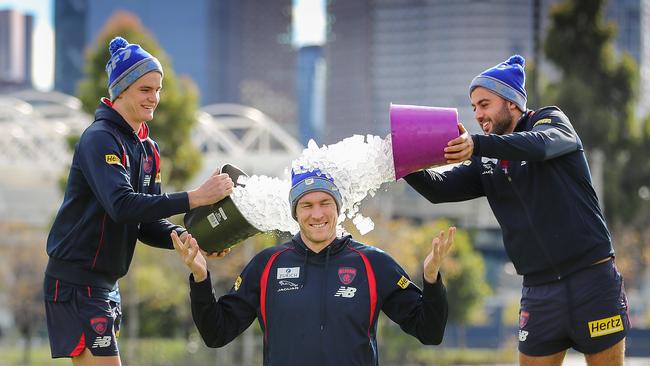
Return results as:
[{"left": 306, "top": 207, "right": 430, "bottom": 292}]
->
[
  {"left": 320, "top": 246, "right": 332, "bottom": 331},
  {"left": 300, "top": 248, "right": 309, "bottom": 289}
]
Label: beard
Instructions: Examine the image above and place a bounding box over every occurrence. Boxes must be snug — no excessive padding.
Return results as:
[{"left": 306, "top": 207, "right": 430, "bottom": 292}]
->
[{"left": 489, "top": 103, "right": 512, "bottom": 135}]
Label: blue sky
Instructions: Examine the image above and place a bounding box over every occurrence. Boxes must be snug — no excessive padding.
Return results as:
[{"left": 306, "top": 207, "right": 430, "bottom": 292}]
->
[{"left": 0, "top": 0, "right": 324, "bottom": 91}]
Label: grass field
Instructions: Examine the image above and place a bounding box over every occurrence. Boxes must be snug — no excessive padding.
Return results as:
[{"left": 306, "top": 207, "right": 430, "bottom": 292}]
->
[{"left": 0, "top": 338, "right": 519, "bottom": 366}]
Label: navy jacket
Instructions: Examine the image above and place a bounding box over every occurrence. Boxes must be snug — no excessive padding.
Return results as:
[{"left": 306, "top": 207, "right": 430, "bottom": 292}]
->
[
  {"left": 46, "top": 99, "right": 189, "bottom": 290},
  {"left": 190, "top": 234, "right": 448, "bottom": 366},
  {"left": 405, "top": 106, "right": 614, "bottom": 286}
]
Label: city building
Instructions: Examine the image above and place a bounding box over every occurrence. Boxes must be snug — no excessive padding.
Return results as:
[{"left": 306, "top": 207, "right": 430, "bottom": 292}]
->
[
  {"left": 296, "top": 45, "right": 326, "bottom": 145},
  {"left": 607, "top": 0, "right": 650, "bottom": 117},
  {"left": 54, "top": 0, "right": 296, "bottom": 126},
  {"left": 0, "top": 9, "right": 33, "bottom": 87}
]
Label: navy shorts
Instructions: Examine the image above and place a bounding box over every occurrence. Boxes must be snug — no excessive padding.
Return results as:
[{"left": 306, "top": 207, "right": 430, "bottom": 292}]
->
[
  {"left": 518, "top": 259, "right": 629, "bottom": 356},
  {"left": 44, "top": 276, "right": 122, "bottom": 358}
]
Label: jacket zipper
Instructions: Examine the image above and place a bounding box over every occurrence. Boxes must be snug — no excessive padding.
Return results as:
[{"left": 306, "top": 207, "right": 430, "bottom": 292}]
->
[{"left": 320, "top": 246, "right": 332, "bottom": 332}]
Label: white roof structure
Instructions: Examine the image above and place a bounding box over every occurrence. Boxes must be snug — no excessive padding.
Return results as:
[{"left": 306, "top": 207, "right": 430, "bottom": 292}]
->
[
  {"left": 0, "top": 91, "right": 303, "bottom": 226},
  {"left": 193, "top": 103, "right": 303, "bottom": 183}
]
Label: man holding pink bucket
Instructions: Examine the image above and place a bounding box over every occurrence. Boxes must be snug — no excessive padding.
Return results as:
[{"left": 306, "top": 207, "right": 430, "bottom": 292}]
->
[{"left": 404, "top": 55, "right": 627, "bottom": 366}]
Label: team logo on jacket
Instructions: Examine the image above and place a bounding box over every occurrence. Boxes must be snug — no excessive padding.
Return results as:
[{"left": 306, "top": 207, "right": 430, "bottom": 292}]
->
[
  {"left": 533, "top": 118, "right": 552, "bottom": 127},
  {"left": 397, "top": 276, "right": 410, "bottom": 289},
  {"left": 277, "top": 280, "right": 300, "bottom": 292},
  {"left": 105, "top": 154, "right": 122, "bottom": 166},
  {"left": 588, "top": 315, "right": 624, "bottom": 338},
  {"left": 90, "top": 316, "right": 108, "bottom": 335},
  {"left": 338, "top": 267, "right": 357, "bottom": 285},
  {"left": 277, "top": 267, "right": 300, "bottom": 279},
  {"left": 334, "top": 286, "right": 357, "bottom": 298},
  {"left": 143, "top": 156, "right": 153, "bottom": 174},
  {"left": 481, "top": 157, "right": 497, "bottom": 175},
  {"left": 519, "top": 310, "right": 530, "bottom": 328}
]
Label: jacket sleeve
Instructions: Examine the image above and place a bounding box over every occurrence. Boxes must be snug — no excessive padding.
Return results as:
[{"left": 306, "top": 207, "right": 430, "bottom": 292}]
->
[
  {"left": 190, "top": 255, "right": 262, "bottom": 348},
  {"left": 138, "top": 144, "right": 186, "bottom": 249},
  {"left": 77, "top": 128, "right": 189, "bottom": 224},
  {"left": 403, "top": 159, "right": 484, "bottom": 204},
  {"left": 471, "top": 110, "right": 580, "bottom": 161},
  {"left": 138, "top": 220, "right": 185, "bottom": 249},
  {"left": 376, "top": 251, "right": 448, "bottom": 345}
]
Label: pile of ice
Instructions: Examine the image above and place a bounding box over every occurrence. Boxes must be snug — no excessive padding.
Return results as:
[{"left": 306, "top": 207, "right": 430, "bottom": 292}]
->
[{"left": 230, "top": 134, "right": 395, "bottom": 235}]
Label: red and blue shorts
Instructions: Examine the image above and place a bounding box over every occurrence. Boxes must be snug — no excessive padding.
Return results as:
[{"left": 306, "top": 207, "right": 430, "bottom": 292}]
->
[
  {"left": 44, "top": 276, "right": 121, "bottom": 358},
  {"left": 518, "top": 259, "right": 629, "bottom": 356}
]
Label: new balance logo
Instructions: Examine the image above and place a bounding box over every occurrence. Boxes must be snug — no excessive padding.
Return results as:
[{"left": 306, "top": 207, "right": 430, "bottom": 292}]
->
[
  {"left": 92, "top": 336, "right": 112, "bottom": 348},
  {"left": 518, "top": 330, "right": 529, "bottom": 342},
  {"left": 334, "top": 286, "right": 357, "bottom": 298}
]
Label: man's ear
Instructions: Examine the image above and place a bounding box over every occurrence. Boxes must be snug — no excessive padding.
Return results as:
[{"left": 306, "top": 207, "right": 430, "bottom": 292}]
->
[{"left": 507, "top": 100, "right": 519, "bottom": 112}]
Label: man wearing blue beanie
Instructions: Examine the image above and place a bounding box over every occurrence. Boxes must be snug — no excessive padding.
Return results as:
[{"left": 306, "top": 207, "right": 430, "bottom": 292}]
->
[
  {"left": 44, "top": 37, "right": 234, "bottom": 365},
  {"left": 405, "top": 55, "right": 627, "bottom": 366},
  {"left": 172, "top": 168, "right": 455, "bottom": 365}
]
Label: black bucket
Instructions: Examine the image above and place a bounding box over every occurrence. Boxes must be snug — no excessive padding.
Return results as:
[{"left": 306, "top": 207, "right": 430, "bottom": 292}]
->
[{"left": 183, "top": 164, "right": 261, "bottom": 253}]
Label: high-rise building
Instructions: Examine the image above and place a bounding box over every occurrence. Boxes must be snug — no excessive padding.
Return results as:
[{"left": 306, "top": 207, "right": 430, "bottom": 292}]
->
[
  {"left": 323, "top": 0, "right": 374, "bottom": 144},
  {"left": 54, "top": 0, "right": 86, "bottom": 95},
  {"left": 0, "top": 9, "right": 34, "bottom": 87},
  {"left": 607, "top": 0, "right": 650, "bottom": 117},
  {"left": 54, "top": 0, "right": 296, "bottom": 125},
  {"left": 297, "top": 45, "right": 326, "bottom": 144},
  {"left": 325, "top": 0, "right": 536, "bottom": 143}
]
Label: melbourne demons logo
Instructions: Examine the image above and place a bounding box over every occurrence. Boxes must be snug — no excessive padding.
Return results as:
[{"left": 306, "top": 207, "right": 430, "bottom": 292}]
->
[
  {"left": 91, "top": 317, "right": 109, "bottom": 335},
  {"left": 143, "top": 156, "right": 153, "bottom": 174},
  {"left": 519, "top": 310, "right": 530, "bottom": 328},
  {"left": 338, "top": 267, "right": 357, "bottom": 285}
]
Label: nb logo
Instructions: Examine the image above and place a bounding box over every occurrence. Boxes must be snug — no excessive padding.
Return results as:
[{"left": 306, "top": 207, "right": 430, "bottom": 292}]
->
[
  {"left": 334, "top": 286, "right": 357, "bottom": 298},
  {"left": 92, "top": 336, "right": 112, "bottom": 348},
  {"left": 518, "top": 330, "right": 529, "bottom": 342}
]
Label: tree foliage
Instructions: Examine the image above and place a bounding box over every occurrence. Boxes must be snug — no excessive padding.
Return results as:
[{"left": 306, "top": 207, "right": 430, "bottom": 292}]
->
[
  {"left": 76, "top": 11, "right": 202, "bottom": 189},
  {"left": 542, "top": 0, "right": 650, "bottom": 286},
  {"left": 354, "top": 217, "right": 491, "bottom": 325},
  {"left": 543, "top": 0, "right": 646, "bottom": 224},
  {"left": 544, "top": 0, "right": 638, "bottom": 151},
  {"left": 0, "top": 222, "right": 48, "bottom": 365}
]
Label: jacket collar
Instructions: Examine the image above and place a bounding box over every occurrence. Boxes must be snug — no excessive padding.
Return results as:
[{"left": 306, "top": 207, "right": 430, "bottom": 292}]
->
[
  {"left": 514, "top": 109, "right": 534, "bottom": 132},
  {"left": 95, "top": 98, "right": 150, "bottom": 140},
  {"left": 290, "top": 232, "right": 351, "bottom": 256}
]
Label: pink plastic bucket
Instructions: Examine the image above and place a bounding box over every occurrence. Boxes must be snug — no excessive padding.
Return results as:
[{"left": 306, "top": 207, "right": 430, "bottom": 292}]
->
[{"left": 390, "top": 104, "right": 459, "bottom": 180}]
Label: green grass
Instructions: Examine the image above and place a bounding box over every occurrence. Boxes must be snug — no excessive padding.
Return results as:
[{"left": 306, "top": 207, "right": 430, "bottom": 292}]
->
[
  {"left": 0, "top": 338, "right": 204, "bottom": 366},
  {"left": 0, "top": 338, "right": 518, "bottom": 366}
]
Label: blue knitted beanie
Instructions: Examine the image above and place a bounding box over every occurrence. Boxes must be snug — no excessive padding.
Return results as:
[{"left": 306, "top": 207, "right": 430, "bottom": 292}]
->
[
  {"left": 289, "top": 169, "right": 342, "bottom": 220},
  {"left": 469, "top": 54, "right": 527, "bottom": 112},
  {"left": 105, "top": 37, "right": 163, "bottom": 101}
]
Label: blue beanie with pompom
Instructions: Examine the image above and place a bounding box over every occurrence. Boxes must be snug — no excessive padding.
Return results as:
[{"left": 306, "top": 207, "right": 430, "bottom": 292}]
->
[
  {"left": 289, "top": 168, "right": 342, "bottom": 220},
  {"left": 105, "top": 36, "right": 163, "bottom": 101},
  {"left": 469, "top": 54, "right": 527, "bottom": 112}
]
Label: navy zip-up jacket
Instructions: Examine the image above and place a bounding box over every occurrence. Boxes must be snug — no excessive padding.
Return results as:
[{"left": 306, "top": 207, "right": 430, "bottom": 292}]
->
[
  {"left": 405, "top": 106, "right": 614, "bottom": 286},
  {"left": 45, "top": 99, "right": 189, "bottom": 290},
  {"left": 190, "top": 234, "right": 448, "bottom": 366}
]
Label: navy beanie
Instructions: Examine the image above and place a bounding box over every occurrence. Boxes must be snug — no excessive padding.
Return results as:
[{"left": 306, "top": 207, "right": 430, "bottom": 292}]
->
[
  {"left": 289, "top": 169, "right": 342, "bottom": 220},
  {"left": 105, "top": 37, "right": 163, "bottom": 101},
  {"left": 469, "top": 54, "right": 527, "bottom": 112}
]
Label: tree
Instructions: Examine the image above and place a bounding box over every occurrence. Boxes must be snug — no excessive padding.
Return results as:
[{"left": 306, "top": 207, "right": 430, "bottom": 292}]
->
[
  {"left": 0, "top": 222, "right": 48, "bottom": 365},
  {"left": 542, "top": 0, "right": 640, "bottom": 225},
  {"left": 76, "top": 10, "right": 202, "bottom": 189},
  {"left": 541, "top": 0, "right": 650, "bottom": 287},
  {"left": 350, "top": 216, "right": 490, "bottom": 361}
]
